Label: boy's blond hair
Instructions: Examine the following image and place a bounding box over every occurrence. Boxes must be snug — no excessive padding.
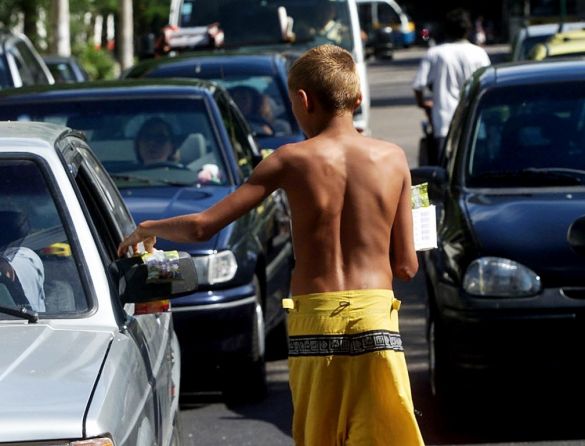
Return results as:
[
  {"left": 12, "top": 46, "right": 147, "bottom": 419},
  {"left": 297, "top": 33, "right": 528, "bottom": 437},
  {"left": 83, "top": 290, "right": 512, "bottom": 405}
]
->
[{"left": 288, "top": 44, "right": 361, "bottom": 114}]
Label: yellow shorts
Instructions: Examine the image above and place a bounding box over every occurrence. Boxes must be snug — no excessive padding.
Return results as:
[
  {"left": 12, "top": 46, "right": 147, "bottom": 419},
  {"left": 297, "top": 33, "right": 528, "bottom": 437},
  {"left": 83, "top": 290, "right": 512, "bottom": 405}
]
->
[{"left": 283, "top": 289, "right": 424, "bottom": 446}]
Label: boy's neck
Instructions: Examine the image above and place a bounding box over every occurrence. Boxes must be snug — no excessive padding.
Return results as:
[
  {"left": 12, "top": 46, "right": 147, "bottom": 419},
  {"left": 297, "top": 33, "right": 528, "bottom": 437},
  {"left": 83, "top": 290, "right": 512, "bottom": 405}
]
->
[{"left": 305, "top": 112, "right": 357, "bottom": 138}]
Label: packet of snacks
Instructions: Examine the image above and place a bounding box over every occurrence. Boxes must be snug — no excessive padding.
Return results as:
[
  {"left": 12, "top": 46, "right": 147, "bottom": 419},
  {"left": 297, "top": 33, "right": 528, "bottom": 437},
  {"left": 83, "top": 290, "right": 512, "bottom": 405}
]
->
[{"left": 411, "top": 183, "right": 437, "bottom": 251}]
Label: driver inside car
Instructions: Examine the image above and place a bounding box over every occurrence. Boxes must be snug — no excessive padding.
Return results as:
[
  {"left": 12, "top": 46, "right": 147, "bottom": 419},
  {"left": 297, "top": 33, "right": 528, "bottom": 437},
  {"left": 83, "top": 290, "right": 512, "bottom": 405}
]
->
[{"left": 134, "top": 117, "right": 179, "bottom": 166}]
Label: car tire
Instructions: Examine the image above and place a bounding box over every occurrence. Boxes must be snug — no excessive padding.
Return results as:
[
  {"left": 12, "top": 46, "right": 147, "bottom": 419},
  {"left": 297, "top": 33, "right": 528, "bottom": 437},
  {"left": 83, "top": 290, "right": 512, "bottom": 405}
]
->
[
  {"left": 429, "top": 317, "right": 453, "bottom": 401},
  {"left": 222, "top": 274, "right": 268, "bottom": 404}
]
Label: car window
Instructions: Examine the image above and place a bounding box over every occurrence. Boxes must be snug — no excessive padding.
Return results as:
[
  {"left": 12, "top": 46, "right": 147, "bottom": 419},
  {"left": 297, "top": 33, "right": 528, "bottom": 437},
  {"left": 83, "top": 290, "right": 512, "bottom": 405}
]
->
[
  {"left": 202, "top": 75, "right": 297, "bottom": 137},
  {"left": 0, "top": 58, "right": 12, "bottom": 88},
  {"left": 180, "top": 0, "right": 354, "bottom": 52},
  {"left": 466, "top": 82, "right": 585, "bottom": 187},
  {"left": 6, "top": 39, "right": 50, "bottom": 87},
  {"left": 217, "top": 93, "right": 257, "bottom": 178},
  {"left": 0, "top": 97, "right": 230, "bottom": 188},
  {"left": 0, "top": 158, "right": 89, "bottom": 318},
  {"left": 378, "top": 2, "right": 400, "bottom": 24}
]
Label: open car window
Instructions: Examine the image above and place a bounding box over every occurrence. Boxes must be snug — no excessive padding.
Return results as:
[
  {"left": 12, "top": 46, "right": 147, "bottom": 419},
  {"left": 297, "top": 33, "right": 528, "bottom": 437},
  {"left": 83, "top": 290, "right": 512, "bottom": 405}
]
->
[{"left": 0, "top": 159, "right": 90, "bottom": 318}]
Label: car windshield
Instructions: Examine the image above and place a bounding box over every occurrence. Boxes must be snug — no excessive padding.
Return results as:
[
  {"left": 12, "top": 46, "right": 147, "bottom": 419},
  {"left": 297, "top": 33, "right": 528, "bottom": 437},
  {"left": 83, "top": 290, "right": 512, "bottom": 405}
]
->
[
  {"left": 0, "top": 98, "right": 230, "bottom": 188},
  {"left": 466, "top": 82, "right": 585, "bottom": 188},
  {"left": 0, "top": 160, "right": 89, "bottom": 319},
  {"left": 179, "top": 0, "right": 354, "bottom": 51}
]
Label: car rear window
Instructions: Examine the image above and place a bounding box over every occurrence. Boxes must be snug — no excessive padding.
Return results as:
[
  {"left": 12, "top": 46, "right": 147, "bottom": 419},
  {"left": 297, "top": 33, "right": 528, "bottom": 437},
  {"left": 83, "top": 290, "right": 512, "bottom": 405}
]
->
[
  {"left": 0, "top": 97, "right": 230, "bottom": 189},
  {"left": 0, "top": 159, "right": 90, "bottom": 318},
  {"left": 466, "top": 81, "right": 585, "bottom": 188}
]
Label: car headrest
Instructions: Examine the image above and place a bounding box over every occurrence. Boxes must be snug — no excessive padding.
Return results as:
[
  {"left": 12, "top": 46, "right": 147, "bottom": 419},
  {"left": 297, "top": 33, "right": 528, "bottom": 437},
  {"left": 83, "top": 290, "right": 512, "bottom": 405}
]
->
[
  {"left": 0, "top": 210, "right": 30, "bottom": 249},
  {"left": 179, "top": 133, "right": 206, "bottom": 166}
]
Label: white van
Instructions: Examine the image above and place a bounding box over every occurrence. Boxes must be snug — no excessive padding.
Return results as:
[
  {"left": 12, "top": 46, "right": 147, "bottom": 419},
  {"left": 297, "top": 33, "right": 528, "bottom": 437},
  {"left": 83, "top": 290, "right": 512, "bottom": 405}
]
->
[{"left": 167, "top": 0, "right": 370, "bottom": 133}]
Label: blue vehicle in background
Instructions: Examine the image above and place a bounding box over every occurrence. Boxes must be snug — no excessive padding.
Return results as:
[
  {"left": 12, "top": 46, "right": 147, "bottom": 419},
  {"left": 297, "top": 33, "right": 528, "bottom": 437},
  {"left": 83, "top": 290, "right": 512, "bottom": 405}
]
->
[
  {"left": 0, "top": 79, "right": 294, "bottom": 402},
  {"left": 124, "top": 52, "right": 305, "bottom": 150},
  {"left": 356, "top": 0, "right": 416, "bottom": 49}
]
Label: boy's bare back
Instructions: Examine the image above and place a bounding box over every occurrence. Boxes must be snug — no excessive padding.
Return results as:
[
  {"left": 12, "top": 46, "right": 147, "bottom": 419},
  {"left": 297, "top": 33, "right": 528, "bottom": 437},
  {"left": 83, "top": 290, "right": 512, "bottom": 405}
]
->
[
  {"left": 276, "top": 130, "right": 416, "bottom": 295},
  {"left": 117, "top": 44, "right": 418, "bottom": 294}
]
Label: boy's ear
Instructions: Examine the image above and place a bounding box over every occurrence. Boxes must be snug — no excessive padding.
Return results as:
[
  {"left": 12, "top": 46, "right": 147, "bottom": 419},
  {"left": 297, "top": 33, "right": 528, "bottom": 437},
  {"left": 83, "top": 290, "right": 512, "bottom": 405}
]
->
[
  {"left": 354, "top": 94, "right": 362, "bottom": 111},
  {"left": 297, "top": 89, "right": 313, "bottom": 113}
]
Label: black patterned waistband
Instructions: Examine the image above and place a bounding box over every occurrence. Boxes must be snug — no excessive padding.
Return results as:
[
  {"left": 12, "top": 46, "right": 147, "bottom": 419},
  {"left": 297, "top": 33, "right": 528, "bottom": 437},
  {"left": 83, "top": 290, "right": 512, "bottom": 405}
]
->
[{"left": 288, "top": 330, "right": 403, "bottom": 357}]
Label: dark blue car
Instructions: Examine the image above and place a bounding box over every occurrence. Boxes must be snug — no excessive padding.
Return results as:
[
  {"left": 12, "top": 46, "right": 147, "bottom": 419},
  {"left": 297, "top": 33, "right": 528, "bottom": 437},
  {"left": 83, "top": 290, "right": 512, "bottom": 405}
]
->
[
  {"left": 124, "top": 52, "right": 305, "bottom": 149},
  {"left": 412, "top": 59, "right": 585, "bottom": 409},
  {"left": 0, "top": 79, "right": 294, "bottom": 401}
]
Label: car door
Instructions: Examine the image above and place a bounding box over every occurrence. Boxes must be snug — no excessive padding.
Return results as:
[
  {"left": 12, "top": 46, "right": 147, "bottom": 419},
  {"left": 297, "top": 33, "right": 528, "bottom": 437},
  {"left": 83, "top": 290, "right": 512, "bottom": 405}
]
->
[{"left": 63, "top": 136, "right": 178, "bottom": 445}]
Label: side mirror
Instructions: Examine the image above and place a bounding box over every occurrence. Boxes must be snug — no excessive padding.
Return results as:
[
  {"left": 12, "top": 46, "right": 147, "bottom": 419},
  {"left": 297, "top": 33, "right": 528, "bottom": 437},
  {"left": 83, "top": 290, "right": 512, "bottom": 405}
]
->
[
  {"left": 410, "top": 166, "right": 448, "bottom": 203},
  {"left": 567, "top": 216, "right": 585, "bottom": 256},
  {"left": 110, "top": 251, "right": 198, "bottom": 304}
]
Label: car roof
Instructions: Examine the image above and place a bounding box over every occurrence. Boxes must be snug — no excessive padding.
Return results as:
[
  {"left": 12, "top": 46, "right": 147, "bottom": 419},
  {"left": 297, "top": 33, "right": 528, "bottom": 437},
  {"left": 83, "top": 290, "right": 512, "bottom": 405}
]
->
[
  {"left": 125, "top": 52, "right": 286, "bottom": 78},
  {"left": 0, "top": 78, "right": 221, "bottom": 101},
  {"left": 0, "top": 121, "right": 69, "bottom": 152},
  {"left": 519, "top": 21, "right": 585, "bottom": 37},
  {"left": 479, "top": 58, "right": 585, "bottom": 89}
]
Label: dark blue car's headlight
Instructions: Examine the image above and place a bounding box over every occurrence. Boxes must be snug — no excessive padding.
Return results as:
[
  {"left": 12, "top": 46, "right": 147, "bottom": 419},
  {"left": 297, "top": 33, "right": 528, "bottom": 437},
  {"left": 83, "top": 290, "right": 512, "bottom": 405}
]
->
[
  {"left": 193, "top": 250, "right": 238, "bottom": 285},
  {"left": 463, "top": 257, "right": 541, "bottom": 297}
]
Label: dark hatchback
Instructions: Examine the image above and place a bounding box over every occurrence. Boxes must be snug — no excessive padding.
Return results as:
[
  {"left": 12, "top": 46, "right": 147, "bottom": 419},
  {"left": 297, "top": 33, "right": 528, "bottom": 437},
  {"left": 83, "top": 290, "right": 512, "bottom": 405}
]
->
[
  {"left": 0, "top": 79, "right": 294, "bottom": 401},
  {"left": 124, "top": 52, "right": 305, "bottom": 150},
  {"left": 413, "top": 59, "right": 585, "bottom": 404}
]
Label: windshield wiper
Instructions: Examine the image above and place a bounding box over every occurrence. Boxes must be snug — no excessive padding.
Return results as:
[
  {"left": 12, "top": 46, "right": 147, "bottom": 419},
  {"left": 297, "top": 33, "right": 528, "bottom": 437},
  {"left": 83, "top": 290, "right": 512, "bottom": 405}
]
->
[
  {"left": 0, "top": 305, "right": 38, "bottom": 323},
  {"left": 110, "top": 173, "right": 196, "bottom": 187},
  {"left": 470, "top": 168, "right": 584, "bottom": 186}
]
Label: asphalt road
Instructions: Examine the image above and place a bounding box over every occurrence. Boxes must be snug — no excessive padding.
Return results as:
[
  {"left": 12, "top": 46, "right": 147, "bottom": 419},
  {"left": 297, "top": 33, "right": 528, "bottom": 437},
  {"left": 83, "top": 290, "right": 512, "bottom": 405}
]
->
[{"left": 177, "top": 46, "right": 585, "bottom": 446}]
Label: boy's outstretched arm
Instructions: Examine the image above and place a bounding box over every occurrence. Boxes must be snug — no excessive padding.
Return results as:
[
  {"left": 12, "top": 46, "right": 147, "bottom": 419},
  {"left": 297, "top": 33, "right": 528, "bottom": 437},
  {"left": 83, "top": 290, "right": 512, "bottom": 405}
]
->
[
  {"left": 390, "top": 158, "right": 418, "bottom": 281},
  {"left": 117, "top": 151, "right": 285, "bottom": 257}
]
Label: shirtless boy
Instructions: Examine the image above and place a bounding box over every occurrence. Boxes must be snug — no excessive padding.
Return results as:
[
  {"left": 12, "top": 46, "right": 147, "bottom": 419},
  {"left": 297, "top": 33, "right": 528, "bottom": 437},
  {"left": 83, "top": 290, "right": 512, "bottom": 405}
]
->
[{"left": 118, "top": 44, "right": 424, "bottom": 446}]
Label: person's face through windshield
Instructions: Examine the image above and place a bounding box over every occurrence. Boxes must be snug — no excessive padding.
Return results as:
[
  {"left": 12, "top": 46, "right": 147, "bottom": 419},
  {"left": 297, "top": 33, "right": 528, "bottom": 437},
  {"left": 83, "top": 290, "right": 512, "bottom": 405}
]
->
[{"left": 135, "top": 119, "right": 176, "bottom": 166}]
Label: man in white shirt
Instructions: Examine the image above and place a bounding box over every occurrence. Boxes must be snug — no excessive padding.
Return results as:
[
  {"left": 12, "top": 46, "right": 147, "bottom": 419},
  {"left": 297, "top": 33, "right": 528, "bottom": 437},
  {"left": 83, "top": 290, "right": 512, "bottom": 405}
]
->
[{"left": 413, "top": 9, "right": 490, "bottom": 164}]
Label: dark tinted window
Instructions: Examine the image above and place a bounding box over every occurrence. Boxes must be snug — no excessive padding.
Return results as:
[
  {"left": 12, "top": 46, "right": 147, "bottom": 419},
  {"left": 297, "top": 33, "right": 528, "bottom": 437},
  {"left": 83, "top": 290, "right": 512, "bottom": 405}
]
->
[{"left": 467, "top": 82, "right": 585, "bottom": 187}]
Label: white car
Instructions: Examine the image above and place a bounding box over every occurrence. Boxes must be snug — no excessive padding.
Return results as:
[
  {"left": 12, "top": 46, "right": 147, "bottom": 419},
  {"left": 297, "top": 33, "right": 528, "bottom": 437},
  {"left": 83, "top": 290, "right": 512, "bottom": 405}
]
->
[{"left": 0, "top": 121, "right": 197, "bottom": 445}]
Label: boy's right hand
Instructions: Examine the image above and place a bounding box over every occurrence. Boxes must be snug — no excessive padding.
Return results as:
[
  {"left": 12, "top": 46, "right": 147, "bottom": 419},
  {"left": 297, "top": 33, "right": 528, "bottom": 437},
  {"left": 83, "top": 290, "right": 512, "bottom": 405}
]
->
[{"left": 117, "top": 224, "right": 157, "bottom": 257}]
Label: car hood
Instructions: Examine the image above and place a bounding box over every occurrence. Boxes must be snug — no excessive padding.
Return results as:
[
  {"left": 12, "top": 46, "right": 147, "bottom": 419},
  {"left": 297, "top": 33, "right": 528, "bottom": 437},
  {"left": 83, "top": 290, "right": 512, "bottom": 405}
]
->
[
  {"left": 464, "top": 190, "right": 585, "bottom": 282},
  {"left": 120, "top": 186, "right": 234, "bottom": 252},
  {"left": 0, "top": 324, "right": 112, "bottom": 442}
]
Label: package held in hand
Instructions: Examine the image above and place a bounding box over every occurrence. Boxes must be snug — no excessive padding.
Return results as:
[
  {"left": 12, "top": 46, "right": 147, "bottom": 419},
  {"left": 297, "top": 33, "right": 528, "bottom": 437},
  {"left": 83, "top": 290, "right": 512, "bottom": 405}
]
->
[{"left": 411, "top": 183, "right": 437, "bottom": 251}]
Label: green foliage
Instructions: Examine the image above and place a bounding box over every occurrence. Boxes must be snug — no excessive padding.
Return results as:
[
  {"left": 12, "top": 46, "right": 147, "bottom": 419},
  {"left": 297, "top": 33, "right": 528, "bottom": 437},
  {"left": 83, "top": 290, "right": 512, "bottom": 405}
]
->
[{"left": 74, "top": 43, "right": 118, "bottom": 80}]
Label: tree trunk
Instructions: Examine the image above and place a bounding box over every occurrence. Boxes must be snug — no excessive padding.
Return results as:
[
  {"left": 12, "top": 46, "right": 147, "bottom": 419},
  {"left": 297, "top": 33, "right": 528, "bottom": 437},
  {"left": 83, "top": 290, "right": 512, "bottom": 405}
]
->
[
  {"left": 118, "top": 0, "right": 134, "bottom": 70},
  {"left": 51, "top": 0, "right": 71, "bottom": 56}
]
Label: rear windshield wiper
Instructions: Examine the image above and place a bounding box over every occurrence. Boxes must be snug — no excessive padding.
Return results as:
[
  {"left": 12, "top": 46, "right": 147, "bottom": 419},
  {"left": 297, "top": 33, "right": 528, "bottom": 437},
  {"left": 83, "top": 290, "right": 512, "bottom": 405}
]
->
[
  {"left": 469, "top": 168, "right": 585, "bottom": 186},
  {"left": 0, "top": 305, "right": 38, "bottom": 323},
  {"left": 110, "top": 173, "right": 196, "bottom": 187}
]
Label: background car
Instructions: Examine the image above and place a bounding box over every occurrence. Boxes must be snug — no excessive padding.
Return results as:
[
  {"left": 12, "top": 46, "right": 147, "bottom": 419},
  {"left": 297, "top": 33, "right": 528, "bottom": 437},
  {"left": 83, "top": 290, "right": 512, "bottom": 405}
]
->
[
  {"left": 0, "top": 121, "right": 197, "bottom": 445},
  {"left": 0, "top": 79, "right": 294, "bottom": 402},
  {"left": 0, "top": 29, "right": 54, "bottom": 88},
  {"left": 413, "top": 59, "right": 585, "bottom": 409},
  {"left": 42, "top": 54, "right": 90, "bottom": 83},
  {"left": 356, "top": 0, "right": 415, "bottom": 50},
  {"left": 510, "top": 21, "right": 585, "bottom": 61},
  {"left": 124, "top": 52, "right": 305, "bottom": 149},
  {"left": 164, "top": 0, "right": 371, "bottom": 133},
  {"left": 529, "top": 36, "right": 585, "bottom": 60}
]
